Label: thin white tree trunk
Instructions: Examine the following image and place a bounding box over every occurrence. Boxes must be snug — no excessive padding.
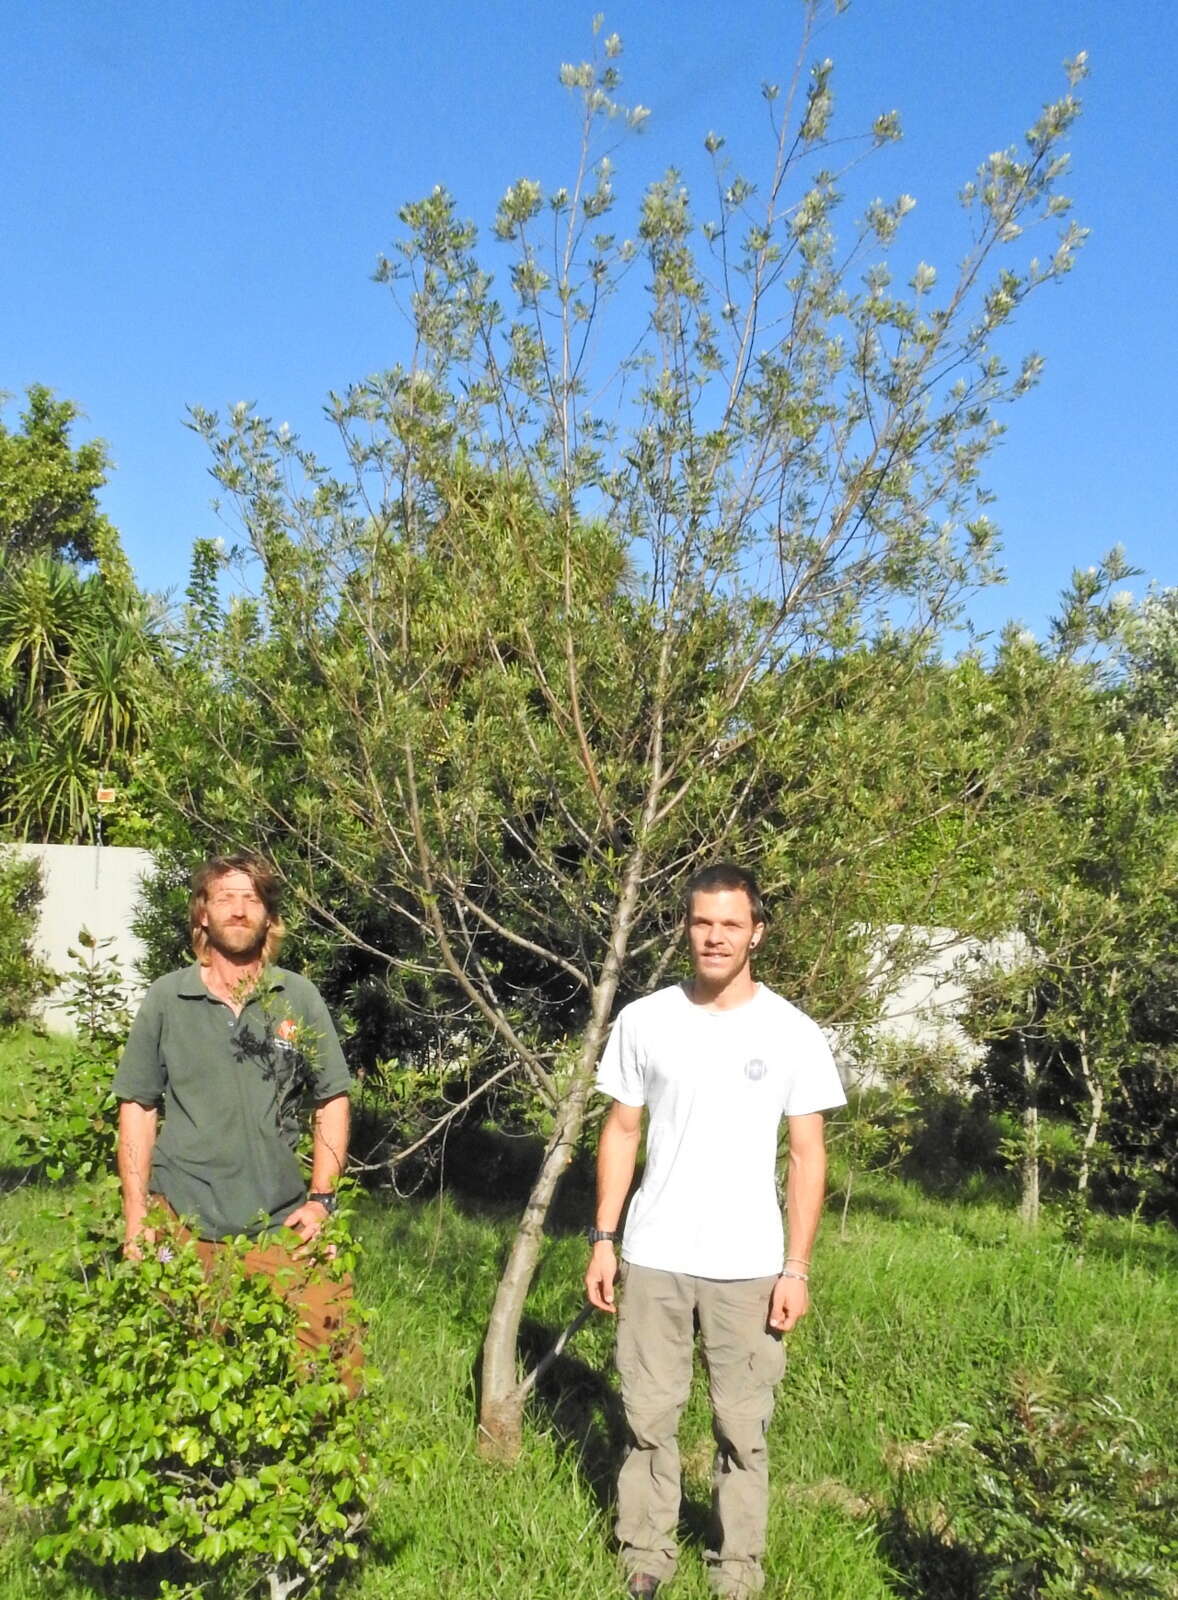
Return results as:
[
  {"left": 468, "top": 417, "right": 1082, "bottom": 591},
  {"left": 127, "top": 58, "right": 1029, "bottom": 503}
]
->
[
  {"left": 1018, "top": 1036, "right": 1040, "bottom": 1228},
  {"left": 840, "top": 1167, "right": 854, "bottom": 1240},
  {"left": 1076, "top": 1031, "right": 1104, "bottom": 1200}
]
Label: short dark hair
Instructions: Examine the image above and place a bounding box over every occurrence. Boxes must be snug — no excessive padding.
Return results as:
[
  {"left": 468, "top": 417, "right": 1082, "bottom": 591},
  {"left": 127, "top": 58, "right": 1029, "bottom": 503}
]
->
[
  {"left": 189, "top": 852, "right": 285, "bottom": 965},
  {"left": 683, "top": 862, "right": 766, "bottom": 925}
]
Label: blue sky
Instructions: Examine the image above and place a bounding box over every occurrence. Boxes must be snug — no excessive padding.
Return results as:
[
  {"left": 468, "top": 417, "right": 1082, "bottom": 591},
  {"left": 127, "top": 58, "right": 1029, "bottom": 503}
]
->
[{"left": 4, "top": 0, "right": 1174, "bottom": 639}]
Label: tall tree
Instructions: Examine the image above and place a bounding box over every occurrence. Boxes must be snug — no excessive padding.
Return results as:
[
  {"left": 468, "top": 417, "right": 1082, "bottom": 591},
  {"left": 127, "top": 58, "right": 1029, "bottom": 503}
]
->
[
  {"left": 0, "top": 385, "right": 115, "bottom": 565},
  {"left": 962, "top": 595, "right": 1178, "bottom": 1226},
  {"left": 149, "top": 12, "right": 1089, "bottom": 1454},
  {"left": 0, "top": 389, "right": 157, "bottom": 842}
]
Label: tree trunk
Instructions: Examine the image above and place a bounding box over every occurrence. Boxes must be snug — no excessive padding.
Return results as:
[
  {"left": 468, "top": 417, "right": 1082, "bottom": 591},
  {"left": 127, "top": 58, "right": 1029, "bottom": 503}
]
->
[
  {"left": 840, "top": 1168, "right": 854, "bottom": 1241},
  {"left": 1076, "top": 1032, "right": 1104, "bottom": 1200},
  {"left": 476, "top": 1064, "right": 597, "bottom": 1460},
  {"left": 1018, "top": 1036, "right": 1040, "bottom": 1228},
  {"left": 476, "top": 860, "right": 645, "bottom": 1461}
]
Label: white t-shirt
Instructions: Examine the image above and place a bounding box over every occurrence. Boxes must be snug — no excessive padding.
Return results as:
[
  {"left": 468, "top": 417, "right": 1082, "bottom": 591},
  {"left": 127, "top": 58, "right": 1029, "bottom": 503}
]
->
[{"left": 595, "top": 982, "right": 846, "bottom": 1279}]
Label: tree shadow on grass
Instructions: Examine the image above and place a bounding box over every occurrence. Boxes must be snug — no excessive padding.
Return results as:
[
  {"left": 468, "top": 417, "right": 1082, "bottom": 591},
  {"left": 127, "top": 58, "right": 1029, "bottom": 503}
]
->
[
  {"left": 0, "top": 1162, "right": 37, "bottom": 1193},
  {"left": 831, "top": 1186, "right": 909, "bottom": 1225},
  {"left": 1079, "top": 1221, "right": 1178, "bottom": 1275},
  {"left": 515, "top": 1317, "right": 715, "bottom": 1557},
  {"left": 878, "top": 1504, "right": 989, "bottom": 1600},
  {"left": 517, "top": 1315, "right": 627, "bottom": 1512},
  {"left": 60, "top": 1530, "right": 410, "bottom": 1600}
]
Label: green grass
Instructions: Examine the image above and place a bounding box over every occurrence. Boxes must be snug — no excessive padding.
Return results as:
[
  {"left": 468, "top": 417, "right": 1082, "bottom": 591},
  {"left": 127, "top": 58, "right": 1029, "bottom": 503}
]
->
[{"left": 1, "top": 1034, "right": 1176, "bottom": 1599}]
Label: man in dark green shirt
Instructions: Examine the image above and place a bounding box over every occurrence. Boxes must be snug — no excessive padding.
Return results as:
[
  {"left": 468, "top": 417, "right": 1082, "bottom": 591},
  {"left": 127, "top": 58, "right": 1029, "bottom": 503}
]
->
[{"left": 114, "top": 853, "right": 356, "bottom": 1375}]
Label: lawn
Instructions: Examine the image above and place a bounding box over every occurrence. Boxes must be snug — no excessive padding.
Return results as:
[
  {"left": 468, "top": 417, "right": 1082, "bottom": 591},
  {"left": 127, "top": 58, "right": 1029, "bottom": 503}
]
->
[{"left": 1, "top": 1028, "right": 1175, "bottom": 1599}]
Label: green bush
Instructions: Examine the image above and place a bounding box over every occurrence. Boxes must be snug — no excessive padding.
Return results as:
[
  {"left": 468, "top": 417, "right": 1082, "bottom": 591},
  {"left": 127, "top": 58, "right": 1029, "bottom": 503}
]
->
[
  {"left": 11, "top": 929, "right": 126, "bottom": 1179},
  {"left": 0, "top": 1207, "right": 379, "bottom": 1600},
  {"left": 960, "top": 1373, "right": 1177, "bottom": 1599},
  {"left": 886, "top": 1373, "right": 1177, "bottom": 1599},
  {"left": 0, "top": 848, "right": 53, "bottom": 1026},
  {"left": 889, "top": 1369, "right": 1178, "bottom": 1600}
]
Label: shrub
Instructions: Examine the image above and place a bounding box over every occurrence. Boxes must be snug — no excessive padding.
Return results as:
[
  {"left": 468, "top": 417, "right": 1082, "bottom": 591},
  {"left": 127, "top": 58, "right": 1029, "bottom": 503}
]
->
[
  {"left": 11, "top": 929, "right": 127, "bottom": 1178},
  {"left": 964, "top": 1372, "right": 1178, "bottom": 1597},
  {"left": 0, "top": 1206, "right": 379, "bottom": 1600},
  {"left": 826, "top": 1081, "right": 919, "bottom": 1233},
  {"left": 0, "top": 848, "right": 53, "bottom": 1026},
  {"left": 887, "top": 1371, "right": 1178, "bottom": 1600}
]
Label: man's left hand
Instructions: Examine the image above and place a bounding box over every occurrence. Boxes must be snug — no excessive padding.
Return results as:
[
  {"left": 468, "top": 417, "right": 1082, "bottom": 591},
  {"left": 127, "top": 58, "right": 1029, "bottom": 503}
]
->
[
  {"left": 284, "top": 1198, "right": 331, "bottom": 1259},
  {"left": 768, "top": 1273, "right": 809, "bottom": 1333}
]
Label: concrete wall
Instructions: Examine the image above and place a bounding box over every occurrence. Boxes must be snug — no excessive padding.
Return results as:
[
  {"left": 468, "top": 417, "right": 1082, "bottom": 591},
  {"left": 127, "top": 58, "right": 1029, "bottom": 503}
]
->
[{"left": 5, "top": 843, "right": 153, "bottom": 1031}]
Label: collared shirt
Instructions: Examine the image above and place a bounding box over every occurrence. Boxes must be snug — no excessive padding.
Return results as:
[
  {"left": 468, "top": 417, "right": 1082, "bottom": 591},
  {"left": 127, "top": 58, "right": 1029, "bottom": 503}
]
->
[{"left": 113, "top": 964, "right": 352, "bottom": 1240}]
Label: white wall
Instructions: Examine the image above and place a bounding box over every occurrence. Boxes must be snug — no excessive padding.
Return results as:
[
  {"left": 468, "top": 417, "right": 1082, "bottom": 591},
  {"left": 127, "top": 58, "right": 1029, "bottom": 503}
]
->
[
  {"left": 5, "top": 843, "right": 153, "bottom": 1031},
  {"left": 841, "top": 924, "right": 1032, "bottom": 1087}
]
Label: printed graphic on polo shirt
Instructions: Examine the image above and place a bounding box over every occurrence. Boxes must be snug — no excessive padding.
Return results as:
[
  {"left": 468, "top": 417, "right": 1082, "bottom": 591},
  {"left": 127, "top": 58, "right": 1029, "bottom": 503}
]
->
[{"left": 744, "top": 1057, "right": 768, "bottom": 1081}]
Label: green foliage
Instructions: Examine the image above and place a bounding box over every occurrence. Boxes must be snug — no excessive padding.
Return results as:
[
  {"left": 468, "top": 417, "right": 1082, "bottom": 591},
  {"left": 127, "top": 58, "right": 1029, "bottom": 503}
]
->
[
  {"left": 1121, "top": 587, "right": 1178, "bottom": 722},
  {"left": 960, "top": 631, "right": 1178, "bottom": 1220},
  {"left": 0, "top": 385, "right": 160, "bottom": 843},
  {"left": 995, "top": 1111, "right": 1081, "bottom": 1190},
  {"left": 0, "top": 549, "right": 160, "bottom": 842},
  {"left": 0, "top": 385, "right": 114, "bottom": 565},
  {"left": 0, "top": 1210, "right": 377, "bottom": 1600},
  {"left": 11, "top": 930, "right": 128, "bottom": 1180},
  {"left": 962, "top": 1374, "right": 1177, "bottom": 1598},
  {"left": 138, "top": 9, "right": 1106, "bottom": 1441},
  {"left": 0, "top": 849, "right": 53, "bottom": 1027},
  {"left": 0, "top": 1161, "right": 1176, "bottom": 1599}
]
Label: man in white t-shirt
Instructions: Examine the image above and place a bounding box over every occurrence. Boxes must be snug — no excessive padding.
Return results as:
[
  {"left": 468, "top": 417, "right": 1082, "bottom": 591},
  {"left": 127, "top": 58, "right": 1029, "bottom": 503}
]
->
[{"left": 585, "top": 863, "right": 846, "bottom": 1598}]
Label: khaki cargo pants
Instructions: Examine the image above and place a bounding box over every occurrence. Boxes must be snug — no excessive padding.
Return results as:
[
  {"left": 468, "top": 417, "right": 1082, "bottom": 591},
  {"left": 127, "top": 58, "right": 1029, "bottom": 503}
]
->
[{"left": 615, "top": 1264, "right": 785, "bottom": 1597}]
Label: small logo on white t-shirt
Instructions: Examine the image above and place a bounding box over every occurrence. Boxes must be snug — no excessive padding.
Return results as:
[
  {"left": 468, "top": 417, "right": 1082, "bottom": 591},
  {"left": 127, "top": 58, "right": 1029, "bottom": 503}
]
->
[{"left": 744, "top": 1057, "right": 767, "bottom": 1081}]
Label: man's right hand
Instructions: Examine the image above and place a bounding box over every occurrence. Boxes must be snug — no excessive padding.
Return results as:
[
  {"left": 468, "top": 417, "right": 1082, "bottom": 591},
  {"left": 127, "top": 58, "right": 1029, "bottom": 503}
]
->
[
  {"left": 123, "top": 1225, "right": 156, "bottom": 1261},
  {"left": 586, "top": 1241, "right": 619, "bottom": 1313}
]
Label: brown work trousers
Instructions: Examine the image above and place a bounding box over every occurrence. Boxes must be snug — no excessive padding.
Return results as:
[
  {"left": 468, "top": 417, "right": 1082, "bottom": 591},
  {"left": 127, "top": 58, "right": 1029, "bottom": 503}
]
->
[
  {"left": 615, "top": 1264, "right": 785, "bottom": 1597},
  {"left": 156, "top": 1201, "right": 362, "bottom": 1396}
]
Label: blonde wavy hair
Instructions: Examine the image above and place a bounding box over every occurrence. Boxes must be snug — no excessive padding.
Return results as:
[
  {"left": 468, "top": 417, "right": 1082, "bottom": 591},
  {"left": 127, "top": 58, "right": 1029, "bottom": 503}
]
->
[{"left": 189, "top": 853, "right": 285, "bottom": 967}]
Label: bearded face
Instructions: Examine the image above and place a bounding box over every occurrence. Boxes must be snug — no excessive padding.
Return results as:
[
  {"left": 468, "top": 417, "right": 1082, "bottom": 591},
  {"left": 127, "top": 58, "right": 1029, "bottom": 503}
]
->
[{"left": 199, "top": 869, "right": 270, "bottom": 961}]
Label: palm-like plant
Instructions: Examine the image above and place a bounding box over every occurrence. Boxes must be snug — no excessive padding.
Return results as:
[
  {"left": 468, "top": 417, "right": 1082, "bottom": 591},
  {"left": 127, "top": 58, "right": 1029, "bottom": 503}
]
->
[
  {"left": 0, "top": 554, "right": 87, "bottom": 716},
  {"left": 0, "top": 553, "right": 158, "bottom": 841}
]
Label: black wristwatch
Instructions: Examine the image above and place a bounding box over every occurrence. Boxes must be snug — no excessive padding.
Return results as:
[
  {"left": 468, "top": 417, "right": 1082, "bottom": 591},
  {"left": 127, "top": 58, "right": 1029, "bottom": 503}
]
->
[
  {"left": 307, "top": 1191, "right": 338, "bottom": 1215},
  {"left": 587, "top": 1227, "right": 618, "bottom": 1245}
]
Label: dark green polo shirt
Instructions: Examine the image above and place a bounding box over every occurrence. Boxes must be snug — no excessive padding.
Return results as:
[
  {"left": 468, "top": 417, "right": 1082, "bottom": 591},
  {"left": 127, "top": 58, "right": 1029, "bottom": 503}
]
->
[{"left": 112, "top": 964, "right": 352, "bottom": 1240}]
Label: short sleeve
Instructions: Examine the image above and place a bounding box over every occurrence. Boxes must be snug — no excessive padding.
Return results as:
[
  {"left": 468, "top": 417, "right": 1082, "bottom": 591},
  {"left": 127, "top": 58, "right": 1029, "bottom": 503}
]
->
[
  {"left": 112, "top": 986, "right": 167, "bottom": 1105},
  {"left": 595, "top": 1007, "right": 646, "bottom": 1107},
  {"left": 301, "top": 985, "right": 352, "bottom": 1101},
  {"left": 782, "top": 1020, "right": 847, "bottom": 1116}
]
